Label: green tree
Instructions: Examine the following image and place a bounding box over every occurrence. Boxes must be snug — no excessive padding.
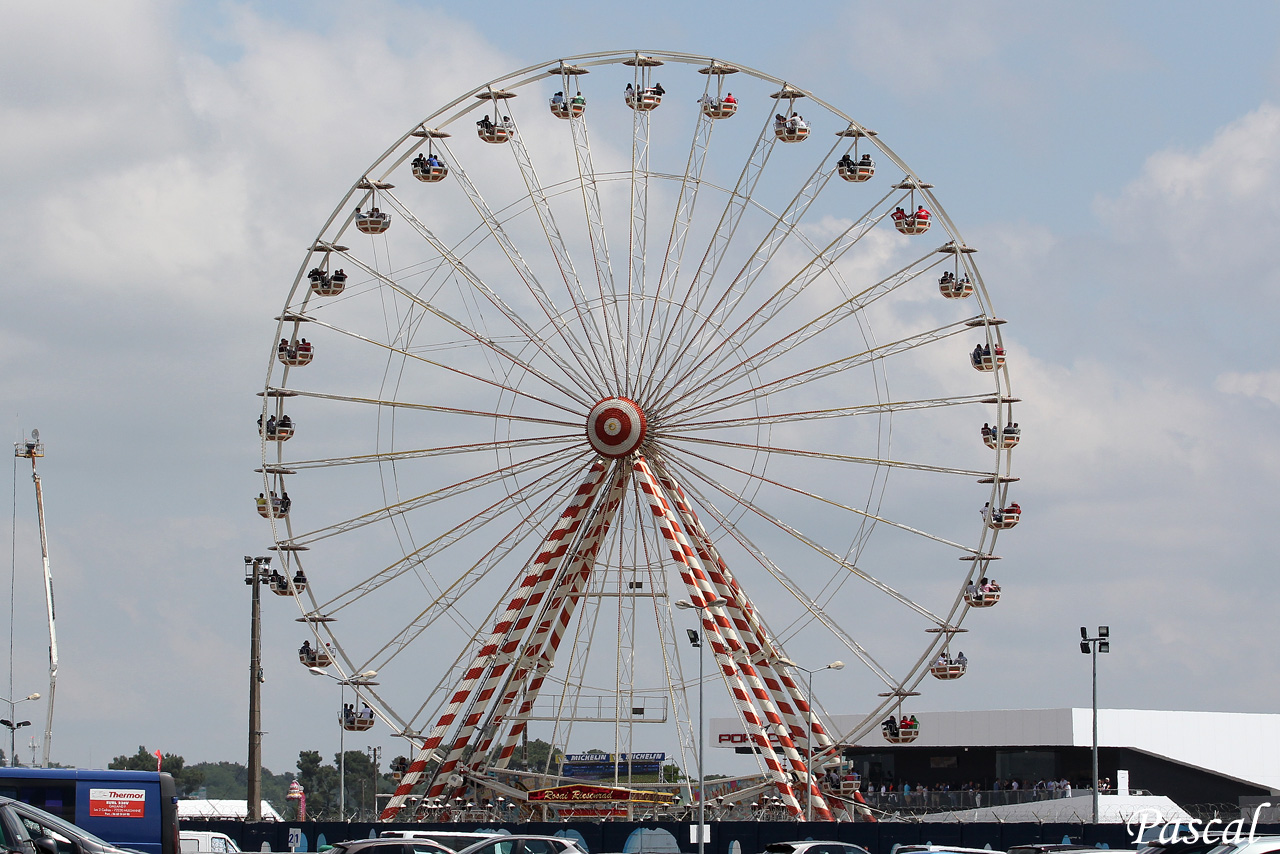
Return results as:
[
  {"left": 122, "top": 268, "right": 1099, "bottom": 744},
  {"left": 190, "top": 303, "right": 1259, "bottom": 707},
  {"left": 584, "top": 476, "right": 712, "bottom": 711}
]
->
[
  {"left": 109, "top": 746, "right": 204, "bottom": 796},
  {"left": 185, "top": 761, "right": 295, "bottom": 815},
  {"left": 295, "top": 750, "right": 338, "bottom": 820}
]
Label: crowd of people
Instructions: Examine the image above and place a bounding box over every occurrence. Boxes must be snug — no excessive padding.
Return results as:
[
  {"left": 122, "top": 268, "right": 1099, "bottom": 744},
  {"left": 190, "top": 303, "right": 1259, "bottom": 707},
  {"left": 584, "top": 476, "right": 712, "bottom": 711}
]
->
[
  {"left": 860, "top": 777, "right": 1102, "bottom": 809},
  {"left": 970, "top": 342, "right": 1005, "bottom": 367},
  {"left": 981, "top": 421, "right": 1021, "bottom": 443},
  {"left": 966, "top": 576, "right": 1001, "bottom": 601},
  {"left": 838, "top": 152, "right": 874, "bottom": 171},
  {"left": 892, "top": 205, "right": 932, "bottom": 226},
  {"left": 550, "top": 91, "right": 586, "bottom": 112}
]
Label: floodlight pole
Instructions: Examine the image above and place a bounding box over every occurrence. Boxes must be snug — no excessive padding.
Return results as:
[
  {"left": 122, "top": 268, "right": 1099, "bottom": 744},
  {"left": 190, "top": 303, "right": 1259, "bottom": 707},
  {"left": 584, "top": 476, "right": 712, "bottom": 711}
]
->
[
  {"left": 676, "top": 597, "right": 727, "bottom": 854},
  {"left": 1079, "top": 625, "right": 1110, "bottom": 824}
]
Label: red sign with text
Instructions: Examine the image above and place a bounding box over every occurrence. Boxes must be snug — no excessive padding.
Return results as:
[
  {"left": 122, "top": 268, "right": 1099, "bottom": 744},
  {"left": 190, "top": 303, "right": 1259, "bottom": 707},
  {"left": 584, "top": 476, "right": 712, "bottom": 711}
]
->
[{"left": 89, "top": 788, "right": 146, "bottom": 819}]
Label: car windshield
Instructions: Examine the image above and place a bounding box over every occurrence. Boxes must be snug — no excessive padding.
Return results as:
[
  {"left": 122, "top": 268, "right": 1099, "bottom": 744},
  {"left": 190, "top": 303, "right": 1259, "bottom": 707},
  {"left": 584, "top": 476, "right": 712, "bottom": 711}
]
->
[{"left": 10, "top": 800, "right": 115, "bottom": 848}]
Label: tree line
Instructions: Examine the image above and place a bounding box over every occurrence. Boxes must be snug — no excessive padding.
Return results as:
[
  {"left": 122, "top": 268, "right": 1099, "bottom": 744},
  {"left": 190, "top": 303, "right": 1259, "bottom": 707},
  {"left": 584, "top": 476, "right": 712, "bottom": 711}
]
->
[{"left": 106, "top": 738, "right": 570, "bottom": 821}]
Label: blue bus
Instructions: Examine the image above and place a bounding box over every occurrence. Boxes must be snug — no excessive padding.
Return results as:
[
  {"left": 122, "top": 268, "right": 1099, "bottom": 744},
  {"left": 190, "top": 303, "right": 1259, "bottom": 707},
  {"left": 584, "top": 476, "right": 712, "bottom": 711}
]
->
[{"left": 0, "top": 769, "right": 179, "bottom": 854}]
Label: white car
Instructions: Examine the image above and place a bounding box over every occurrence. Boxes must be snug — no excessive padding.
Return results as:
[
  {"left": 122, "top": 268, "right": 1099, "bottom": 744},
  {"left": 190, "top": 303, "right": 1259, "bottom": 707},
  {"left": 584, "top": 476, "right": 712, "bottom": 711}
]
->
[
  {"left": 379, "top": 833, "right": 503, "bottom": 853},
  {"left": 455, "top": 836, "right": 587, "bottom": 854}
]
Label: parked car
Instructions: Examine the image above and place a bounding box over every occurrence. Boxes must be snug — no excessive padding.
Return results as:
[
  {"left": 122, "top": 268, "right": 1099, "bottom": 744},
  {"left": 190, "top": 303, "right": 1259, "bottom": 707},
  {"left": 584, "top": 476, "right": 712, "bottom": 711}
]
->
[
  {"left": 378, "top": 833, "right": 503, "bottom": 853},
  {"left": 765, "top": 843, "right": 872, "bottom": 854},
  {"left": 895, "top": 847, "right": 1006, "bottom": 854},
  {"left": 454, "top": 836, "right": 587, "bottom": 854},
  {"left": 1198, "top": 836, "right": 1280, "bottom": 854},
  {"left": 180, "top": 832, "right": 241, "bottom": 854},
  {"left": 328, "top": 841, "right": 454, "bottom": 854},
  {"left": 0, "top": 795, "right": 138, "bottom": 854}
]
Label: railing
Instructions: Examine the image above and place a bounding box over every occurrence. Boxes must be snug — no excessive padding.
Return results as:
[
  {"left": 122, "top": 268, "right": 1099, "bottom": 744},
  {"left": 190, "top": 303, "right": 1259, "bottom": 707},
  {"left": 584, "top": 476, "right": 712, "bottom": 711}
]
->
[{"left": 858, "top": 787, "right": 1153, "bottom": 815}]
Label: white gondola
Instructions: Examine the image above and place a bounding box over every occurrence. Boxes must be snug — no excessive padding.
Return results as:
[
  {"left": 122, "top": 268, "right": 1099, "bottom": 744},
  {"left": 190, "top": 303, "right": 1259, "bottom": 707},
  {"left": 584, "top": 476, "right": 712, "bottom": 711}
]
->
[
  {"left": 310, "top": 268, "right": 347, "bottom": 296},
  {"left": 411, "top": 158, "right": 449, "bottom": 183},
  {"left": 938, "top": 273, "right": 974, "bottom": 299},
  {"left": 882, "top": 719, "right": 920, "bottom": 744},
  {"left": 970, "top": 346, "right": 1005, "bottom": 371},
  {"left": 838, "top": 158, "right": 875, "bottom": 182},
  {"left": 625, "top": 88, "right": 662, "bottom": 111},
  {"left": 355, "top": 209, "right": 391, "bottom": 234},
  {"left": 341, "top": 711, "right": 375, "bottom": 732},
  {"left": 965, "top": 584, "right": 1001, "bottom": 608},
  {"left": 893, "top": 211, "right": 931, "bottom": 235},
  {"left": 986, "top": 505, "right": 1022, "bottom": 530},
  {"left": 929, "top": 660, "right": 967, "bottom": 680},
  {"left": 775, "top": 123, "right": 810, "bottom": 142},
  {"left": 269, "top": 572, "right": 305, "bottom": 596},
  {"left": 256, "top": 496, "right": 291, "bottom": 520},
  {"left": 476, "top": 122, "right": 512, "bottom": 144},
  {"left": 701, "top": 98, "right": 737, "bottom": 119},
  {"left": 549, "top": 95, "right": 586, "bottom": 119},
  {"left": 299, "top": 645, "right": 334, "bottom": 668},
  {"left": 983, "top": 425, "right": 1020, "bottom": 450},
  {"left": 278, "top": 341, "right": 314, "bottom": 367}
]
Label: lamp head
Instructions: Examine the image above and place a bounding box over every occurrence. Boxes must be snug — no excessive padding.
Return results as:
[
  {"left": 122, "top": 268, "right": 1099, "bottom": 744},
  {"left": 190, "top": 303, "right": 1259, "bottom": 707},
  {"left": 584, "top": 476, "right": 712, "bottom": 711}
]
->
[
  {"left": 307, "top": 667, "right": 327, "bottom": 676},
  {"left": 675, "top": 600, "right": 694, "bottom": 610},
  {"left": 25, "top": 694, "right": 38, "bottom": 701},
  {"left": 829, "top": 661, "right": 845, "bottom": 671}
]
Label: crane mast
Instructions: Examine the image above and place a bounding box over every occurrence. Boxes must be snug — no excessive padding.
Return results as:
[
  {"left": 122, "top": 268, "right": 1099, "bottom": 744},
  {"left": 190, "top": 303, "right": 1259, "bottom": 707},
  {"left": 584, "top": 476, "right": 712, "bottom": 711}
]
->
[{"left": 14, "top": 431, "right": 56, "bottom": 767}]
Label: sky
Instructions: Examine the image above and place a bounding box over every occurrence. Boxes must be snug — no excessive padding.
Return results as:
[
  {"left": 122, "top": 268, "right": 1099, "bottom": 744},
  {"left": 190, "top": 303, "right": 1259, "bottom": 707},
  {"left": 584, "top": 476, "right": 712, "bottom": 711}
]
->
[{"left": 3, "top": 1, "right": 1280, "bottom": 785}]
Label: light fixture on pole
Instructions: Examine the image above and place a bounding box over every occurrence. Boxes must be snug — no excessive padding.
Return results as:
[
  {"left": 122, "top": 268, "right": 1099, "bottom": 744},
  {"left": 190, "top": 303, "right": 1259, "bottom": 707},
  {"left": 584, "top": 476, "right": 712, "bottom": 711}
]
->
[
  {"left": 1079, "top": 625, "right": 1110, "bottom": 824},
  {"left": 781, "top": 659, "right": 845, "bottom": 821},
  {"left": 675, "top": 596, "right": 726, "bottom": 854},
  {"left": 0, "top": 693, "right": 40, "bottom": 767},
  {"left": 309, "top": 667, "right": 378, "bottom": 820}
]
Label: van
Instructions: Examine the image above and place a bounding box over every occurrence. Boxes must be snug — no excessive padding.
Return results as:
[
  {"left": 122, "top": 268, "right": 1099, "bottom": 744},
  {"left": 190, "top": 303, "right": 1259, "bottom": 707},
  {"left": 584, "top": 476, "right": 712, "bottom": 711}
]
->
[{"left": 180, "top": 832, "right": 241, "bottom": 854}]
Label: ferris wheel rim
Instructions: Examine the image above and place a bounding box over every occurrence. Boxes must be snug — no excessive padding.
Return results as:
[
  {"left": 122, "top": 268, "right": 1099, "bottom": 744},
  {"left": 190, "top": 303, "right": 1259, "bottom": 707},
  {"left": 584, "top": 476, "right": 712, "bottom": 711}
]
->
[{"left": 258, "top": 48, "right": 1019, "bottom": 815}]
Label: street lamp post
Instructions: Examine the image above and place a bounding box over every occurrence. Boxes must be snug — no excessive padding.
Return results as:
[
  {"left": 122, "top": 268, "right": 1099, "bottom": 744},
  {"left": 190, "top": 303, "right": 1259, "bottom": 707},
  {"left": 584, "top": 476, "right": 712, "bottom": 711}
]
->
[
  {"left": 783, "top": 660, "right": 845, "bottom": 821},
  {"left": 244, "top": 556, "right": 272, "bottom": 821},
  {"left": 0, "top": 693, "right": 40, "bottom": 767},
  {"left": 1079, "top": 625, "right": 1110, "bottom": 824},
  {"left": 676, "top": 596, "right": 726, "bottom": 854},
  {"left": 308, "top": 667, "right": 378, "bottom": 820}
]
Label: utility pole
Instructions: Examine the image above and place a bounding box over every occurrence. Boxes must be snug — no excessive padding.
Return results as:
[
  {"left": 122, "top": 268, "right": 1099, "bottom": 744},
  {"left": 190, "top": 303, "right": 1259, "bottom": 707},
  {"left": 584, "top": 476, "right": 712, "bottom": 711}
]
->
[{"left": 245, "top": 556, "right": 272, "bottom": 821}]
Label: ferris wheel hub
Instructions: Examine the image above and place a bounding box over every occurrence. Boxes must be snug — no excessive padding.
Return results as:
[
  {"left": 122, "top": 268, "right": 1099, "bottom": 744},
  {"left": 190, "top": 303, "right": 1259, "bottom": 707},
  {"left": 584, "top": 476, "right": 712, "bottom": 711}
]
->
[{"left": 586, "top": 397, "right": 647, "bottom": 458}]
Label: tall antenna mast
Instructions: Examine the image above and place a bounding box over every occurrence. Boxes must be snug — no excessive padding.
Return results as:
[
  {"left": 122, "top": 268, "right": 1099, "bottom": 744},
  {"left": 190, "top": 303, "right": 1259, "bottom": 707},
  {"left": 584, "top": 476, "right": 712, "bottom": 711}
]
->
[{"left": 14, "top": 430, "right": 56, "bottom": 767}]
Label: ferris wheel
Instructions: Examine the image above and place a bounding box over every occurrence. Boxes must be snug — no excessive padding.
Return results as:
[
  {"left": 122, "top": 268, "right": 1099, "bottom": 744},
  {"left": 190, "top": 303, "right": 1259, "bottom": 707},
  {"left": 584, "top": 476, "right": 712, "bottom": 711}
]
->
[{"left": 257, "top": 50, "right": 1020, "bottom": 822}]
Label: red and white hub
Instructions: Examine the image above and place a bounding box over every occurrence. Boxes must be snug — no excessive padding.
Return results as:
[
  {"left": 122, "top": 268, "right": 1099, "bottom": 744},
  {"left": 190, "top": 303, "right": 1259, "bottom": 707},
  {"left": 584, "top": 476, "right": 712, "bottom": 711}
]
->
[{"left": 586, "top": 397, "right": 647, "bottom": 458}]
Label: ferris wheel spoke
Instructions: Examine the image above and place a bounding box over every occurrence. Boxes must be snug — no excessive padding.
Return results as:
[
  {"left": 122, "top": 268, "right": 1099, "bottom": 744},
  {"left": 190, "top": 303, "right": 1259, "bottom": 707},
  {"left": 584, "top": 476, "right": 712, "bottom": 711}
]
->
[
  {"left": 283, "top": 444, "right": 584, "bottom": 548},
  {"left": 652, "top": 191, "right": 904, "bottom": 411},
  {"left": 653, "top": 456, "right": 901, "bottom": 690},
  {"left": 666, "top": 317, "right": 976, "bottom": 426},
  {"left": 348, "top": 196, "right": 596, "bottom": 405},
  {"left": 642, "top": 135, "right": 847, "bottom": 405},
  {"left": 279, "top": 434, "right": 580, "bottom": 471},
  {"left": 683, "top": 250, "right": 948, "bottom": 409},
  {"left": 660, "top": 448, "right": 955, "bottom": 621},
  {"left": 317, "top": 454, "right": 587, "bottom": 618},
  {"left": 664, "top": 434, "right": 993, "bottom": 479},
  {"left": 436, "top": 136, "right": 611, "bottom": 392},
  {"left": 294, "top": 313, "right": 584, "bottom": 418},
  {"left": 642, "top": 104, "right": 780, "bottom": 398},
  {"left": 668, "top": 393, "right": 993, "bottom": 433},
  {"left": 271, "top": 387, "right": 580, "bottom": 432},
  {"left": 624, "top": 71, "right": 654, "bottom": 393},
  {"left": 567, "top": 108, "right": 626, "bottom": 391},
  {"left": 634, "top": 78, "right": 719, "bottom": 396}
]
